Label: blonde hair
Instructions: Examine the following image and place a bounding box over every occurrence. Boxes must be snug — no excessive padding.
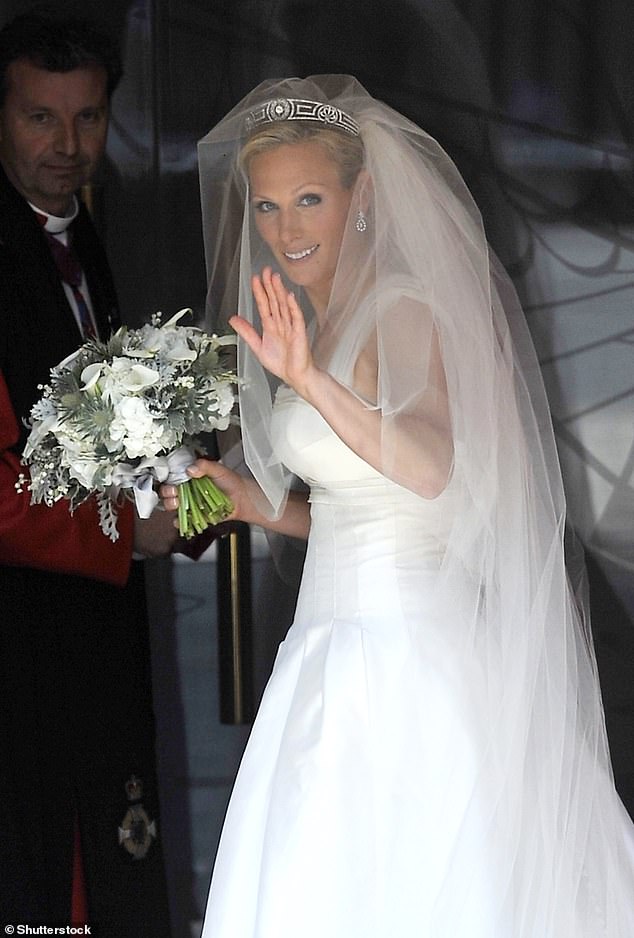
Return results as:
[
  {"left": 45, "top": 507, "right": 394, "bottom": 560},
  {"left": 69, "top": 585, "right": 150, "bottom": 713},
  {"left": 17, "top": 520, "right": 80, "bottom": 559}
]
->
[{"left": 240, "top": 121, "right": 364, "bottom": 189}]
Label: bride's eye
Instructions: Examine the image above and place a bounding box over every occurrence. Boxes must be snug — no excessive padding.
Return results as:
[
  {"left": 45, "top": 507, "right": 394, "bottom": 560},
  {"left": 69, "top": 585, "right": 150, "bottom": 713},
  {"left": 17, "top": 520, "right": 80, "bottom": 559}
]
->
[
  {"left": 298, "top": 193, "right": 321, "bottom": 207},
  {"left": 255, "top": 200, "right": 276, "bottom": 214}
]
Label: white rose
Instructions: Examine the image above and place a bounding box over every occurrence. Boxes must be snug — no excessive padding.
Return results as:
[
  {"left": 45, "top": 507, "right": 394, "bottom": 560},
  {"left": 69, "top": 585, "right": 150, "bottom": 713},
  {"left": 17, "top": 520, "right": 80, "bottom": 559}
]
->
[
  {"left": 109, "top": 397, "right": 162, "bottom": 459},
  {"left": 56, "top": 437, "right": 100, "bottom": 488},
  {"left": 68, "top": 459, "right": 101, "bottom": 489},
  {"left": 162, "top": 332, "right": 198, "bottom": 362}
]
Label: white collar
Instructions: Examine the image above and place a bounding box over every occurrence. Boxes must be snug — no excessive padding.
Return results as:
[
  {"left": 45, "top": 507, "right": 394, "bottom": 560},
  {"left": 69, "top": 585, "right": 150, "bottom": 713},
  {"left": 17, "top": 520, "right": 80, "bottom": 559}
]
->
[{"left": 28, "top": 196, "right": 79, "bottom": 234}]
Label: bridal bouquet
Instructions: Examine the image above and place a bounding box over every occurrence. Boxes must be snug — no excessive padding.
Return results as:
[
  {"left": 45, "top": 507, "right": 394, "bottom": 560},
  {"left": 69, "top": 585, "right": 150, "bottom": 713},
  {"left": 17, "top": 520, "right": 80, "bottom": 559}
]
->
[{"left": 22, "top": 309, "right": 237, "bottom": 541}]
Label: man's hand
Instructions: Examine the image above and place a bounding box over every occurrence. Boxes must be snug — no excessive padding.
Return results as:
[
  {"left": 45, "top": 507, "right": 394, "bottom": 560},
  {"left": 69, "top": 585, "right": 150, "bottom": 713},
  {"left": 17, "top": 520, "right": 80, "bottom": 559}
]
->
[{"left": 133, "top": 507, "right": 179, "bottom": 558}]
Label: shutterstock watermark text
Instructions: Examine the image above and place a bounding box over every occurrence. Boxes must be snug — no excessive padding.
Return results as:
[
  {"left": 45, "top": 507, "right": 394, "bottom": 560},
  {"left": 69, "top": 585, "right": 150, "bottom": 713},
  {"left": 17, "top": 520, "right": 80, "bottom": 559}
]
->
[{"left": 4, "top": 927, "right": 92, "bottom": 935}]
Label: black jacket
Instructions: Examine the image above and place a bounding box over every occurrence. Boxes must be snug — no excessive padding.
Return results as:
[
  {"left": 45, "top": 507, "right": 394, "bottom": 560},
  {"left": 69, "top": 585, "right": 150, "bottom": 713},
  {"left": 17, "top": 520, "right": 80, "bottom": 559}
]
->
[{"left": 0, "top": 165, "right": 171, "bottom": 936}]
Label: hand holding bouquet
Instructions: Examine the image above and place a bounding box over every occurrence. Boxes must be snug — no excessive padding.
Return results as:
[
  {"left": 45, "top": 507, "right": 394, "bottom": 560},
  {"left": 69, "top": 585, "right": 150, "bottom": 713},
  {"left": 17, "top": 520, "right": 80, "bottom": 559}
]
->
[{"left": 22, "top": 309, "right": 237, "bottom": 540}]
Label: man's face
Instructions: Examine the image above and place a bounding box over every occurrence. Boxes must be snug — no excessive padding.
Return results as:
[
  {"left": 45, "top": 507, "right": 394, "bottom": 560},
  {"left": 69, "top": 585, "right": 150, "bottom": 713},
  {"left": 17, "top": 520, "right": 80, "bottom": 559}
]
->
[{"left": 0, "top": 58, "right": 109, "bottom": 215}]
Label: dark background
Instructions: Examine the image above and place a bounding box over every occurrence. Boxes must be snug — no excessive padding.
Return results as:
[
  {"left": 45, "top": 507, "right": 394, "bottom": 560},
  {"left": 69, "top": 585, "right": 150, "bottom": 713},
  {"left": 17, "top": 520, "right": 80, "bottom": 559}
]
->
[{"left": 3, "top": 1, "right": 633, "bottom": 933}]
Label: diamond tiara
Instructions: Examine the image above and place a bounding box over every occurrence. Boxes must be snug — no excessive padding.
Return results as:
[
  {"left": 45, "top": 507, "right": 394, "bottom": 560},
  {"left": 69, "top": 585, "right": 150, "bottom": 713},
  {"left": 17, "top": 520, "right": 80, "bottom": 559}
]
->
[{"left": 245, "top": 98, "right": 360, "bottom": 137}]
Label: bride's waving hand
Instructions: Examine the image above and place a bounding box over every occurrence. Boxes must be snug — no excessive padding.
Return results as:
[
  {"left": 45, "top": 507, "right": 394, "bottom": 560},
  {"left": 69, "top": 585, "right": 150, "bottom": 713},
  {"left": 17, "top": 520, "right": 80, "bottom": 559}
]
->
[{"left": 230, "top": 267, "right": 315, "bottom": 393}]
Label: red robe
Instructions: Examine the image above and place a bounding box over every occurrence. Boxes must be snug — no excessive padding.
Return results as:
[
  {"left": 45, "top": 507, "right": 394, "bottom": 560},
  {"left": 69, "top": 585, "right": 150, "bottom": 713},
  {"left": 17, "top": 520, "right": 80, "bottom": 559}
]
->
[{"left": 0, "top": 370, "right": 133, "bottom": 584}]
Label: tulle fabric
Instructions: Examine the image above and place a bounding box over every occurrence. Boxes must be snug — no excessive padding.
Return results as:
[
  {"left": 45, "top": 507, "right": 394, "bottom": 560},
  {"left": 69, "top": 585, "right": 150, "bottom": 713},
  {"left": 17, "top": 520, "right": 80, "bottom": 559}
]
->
[{"left": 197, "top": 75, "right": 634, "bottom": 933}]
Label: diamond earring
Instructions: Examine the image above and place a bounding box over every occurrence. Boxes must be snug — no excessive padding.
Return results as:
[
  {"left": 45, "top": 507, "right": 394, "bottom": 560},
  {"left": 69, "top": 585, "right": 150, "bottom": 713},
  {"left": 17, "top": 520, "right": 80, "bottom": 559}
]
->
[{"left": 355, "top": 209, "right": 367, "bottom": 233}]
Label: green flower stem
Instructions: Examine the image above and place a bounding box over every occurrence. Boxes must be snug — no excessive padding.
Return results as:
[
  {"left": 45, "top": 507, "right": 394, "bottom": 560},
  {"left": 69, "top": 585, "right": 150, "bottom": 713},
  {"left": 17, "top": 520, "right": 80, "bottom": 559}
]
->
[
  {"left": 188, "top": 490, "right": 207, "bottom": 534},
  {"left": 178, "top": 480, "right": 189, "bottom": 536},
  {"left": 177, "top": 476, "right": 233, "bottom": 539}
]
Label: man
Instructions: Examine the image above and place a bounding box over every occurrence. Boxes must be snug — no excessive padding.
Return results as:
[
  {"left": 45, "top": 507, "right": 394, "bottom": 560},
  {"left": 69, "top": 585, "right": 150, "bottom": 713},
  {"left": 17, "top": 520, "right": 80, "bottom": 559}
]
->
[{"left": 0, "top": 13, "right": 174, "bottom": 934}]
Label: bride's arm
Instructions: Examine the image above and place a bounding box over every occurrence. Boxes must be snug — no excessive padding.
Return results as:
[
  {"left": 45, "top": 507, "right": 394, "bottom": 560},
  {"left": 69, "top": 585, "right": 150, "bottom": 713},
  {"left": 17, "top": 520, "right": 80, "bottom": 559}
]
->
[
  {"left": 300, "top": 326, "right": 452, "bottom": 499},
  {"left": 234, "top": 268, "right": 452, "bottom": 500}
]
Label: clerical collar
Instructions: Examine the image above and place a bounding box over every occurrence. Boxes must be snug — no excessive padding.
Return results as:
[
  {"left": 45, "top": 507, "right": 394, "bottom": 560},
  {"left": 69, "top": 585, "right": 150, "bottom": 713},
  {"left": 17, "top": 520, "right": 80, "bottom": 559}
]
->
[{"left": 29, "top": 196, "right": 79, "bottom": 234}]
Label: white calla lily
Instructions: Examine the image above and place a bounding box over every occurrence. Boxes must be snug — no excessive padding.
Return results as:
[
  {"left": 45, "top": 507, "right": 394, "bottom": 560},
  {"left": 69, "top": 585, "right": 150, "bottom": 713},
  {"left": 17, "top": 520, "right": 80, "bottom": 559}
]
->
[
  {"left": 81, "top": 361, "right": 105, "bottom": 391},
  {"left": 109, "top": 359, "right": 160, "bottom": 392},
  {"left": 162, "top": 308, "right": 192, "bottom": 328}
]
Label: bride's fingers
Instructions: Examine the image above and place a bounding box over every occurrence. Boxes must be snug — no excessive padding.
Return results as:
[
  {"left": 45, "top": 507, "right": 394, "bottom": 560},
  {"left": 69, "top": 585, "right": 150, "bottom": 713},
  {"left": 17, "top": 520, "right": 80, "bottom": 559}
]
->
[
  {"left": 272, "top": 272, "right": 302, "bottom": 333},
  {"left": 271, "top": 271, "right": 292, "bottom": 309},
  {"left": 229, "top": 315, "right": 261, "bottom": 353},
  {"left": 286, "top": 290, "right": 305, "bottom": 328},
  {"left": 261, "top": 268, "right": 286, "bottom": 323},
  {"left": 253, "top": 268, "right": 297, "bottom": 338},
  {"left": 254, "top": 272, "right": 287, "bottom": 335},
  {"left": 251, "top": 274, "right": 273, "bottom": 321},
  {"left": 159, "top": 483, "right": 180, "bottom": 510}
]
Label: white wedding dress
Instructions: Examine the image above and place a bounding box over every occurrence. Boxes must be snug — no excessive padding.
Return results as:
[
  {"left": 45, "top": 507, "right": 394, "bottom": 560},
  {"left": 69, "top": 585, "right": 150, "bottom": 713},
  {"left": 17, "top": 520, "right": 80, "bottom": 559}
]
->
[{"left": 200, "top": 385, "right": 634, "bottom": 938}]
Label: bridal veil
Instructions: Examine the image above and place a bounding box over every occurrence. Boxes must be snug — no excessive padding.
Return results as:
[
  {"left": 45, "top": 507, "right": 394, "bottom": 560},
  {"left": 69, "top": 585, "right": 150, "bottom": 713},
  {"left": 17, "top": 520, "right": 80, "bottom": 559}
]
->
[{"left": 198, "top": 75, "right": 634, "bottom": 933}]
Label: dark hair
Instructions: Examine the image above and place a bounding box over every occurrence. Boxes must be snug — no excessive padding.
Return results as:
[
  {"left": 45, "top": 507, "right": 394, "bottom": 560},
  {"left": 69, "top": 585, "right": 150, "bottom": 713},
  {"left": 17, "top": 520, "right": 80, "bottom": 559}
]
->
[{"left": 0, "top": 11, "right": 122, "bottom": 107}]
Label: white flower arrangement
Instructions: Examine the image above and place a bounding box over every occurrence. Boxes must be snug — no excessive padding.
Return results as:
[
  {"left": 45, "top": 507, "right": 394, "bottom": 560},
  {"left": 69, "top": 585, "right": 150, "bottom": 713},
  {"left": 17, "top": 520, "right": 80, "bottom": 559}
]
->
[{"left": 22, "top": 309, "right": 237, "bottom": 541}]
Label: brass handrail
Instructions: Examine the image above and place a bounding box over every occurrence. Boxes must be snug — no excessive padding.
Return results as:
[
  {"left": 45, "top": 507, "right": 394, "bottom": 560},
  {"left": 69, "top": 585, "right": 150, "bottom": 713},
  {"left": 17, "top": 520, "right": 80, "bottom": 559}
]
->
[{"left": 216, "top": 523, "right": 254, "bottom": 724}]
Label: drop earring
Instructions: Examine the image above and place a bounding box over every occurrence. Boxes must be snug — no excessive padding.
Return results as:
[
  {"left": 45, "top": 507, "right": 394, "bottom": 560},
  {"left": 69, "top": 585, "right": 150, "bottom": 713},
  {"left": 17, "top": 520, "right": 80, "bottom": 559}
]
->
[{"left": 355, "top": 209, "right": 367, "bottom": 233}]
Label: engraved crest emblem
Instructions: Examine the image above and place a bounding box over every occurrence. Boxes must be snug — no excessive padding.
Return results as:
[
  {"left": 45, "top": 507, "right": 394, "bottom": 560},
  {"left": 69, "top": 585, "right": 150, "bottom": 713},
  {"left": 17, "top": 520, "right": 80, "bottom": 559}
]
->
[{"left": 118, "top": 775, "right": 157, "bottom": 860}]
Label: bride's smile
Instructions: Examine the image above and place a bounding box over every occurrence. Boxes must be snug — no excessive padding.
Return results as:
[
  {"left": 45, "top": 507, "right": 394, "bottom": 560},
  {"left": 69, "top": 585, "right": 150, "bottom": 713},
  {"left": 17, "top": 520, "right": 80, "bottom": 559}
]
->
[{"left": 283, "top": 243, "right": 319, "bottom": 261}]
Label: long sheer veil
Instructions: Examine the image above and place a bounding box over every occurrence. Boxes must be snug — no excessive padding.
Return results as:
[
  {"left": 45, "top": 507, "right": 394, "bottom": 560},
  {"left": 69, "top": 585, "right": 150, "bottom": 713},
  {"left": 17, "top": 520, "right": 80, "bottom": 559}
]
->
[{"left": 198, "top": 75, "right": 634, "bottom": 932}]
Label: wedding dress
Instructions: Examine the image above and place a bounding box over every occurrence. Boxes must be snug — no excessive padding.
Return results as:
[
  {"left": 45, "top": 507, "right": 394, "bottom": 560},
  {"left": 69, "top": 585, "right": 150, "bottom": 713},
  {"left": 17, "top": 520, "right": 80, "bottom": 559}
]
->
[
  {"left": 201, "top": 383, "right": 634, "bottom": 938},
  {"left": 203, "top": 386, "right": 481, "bottom": 938}
]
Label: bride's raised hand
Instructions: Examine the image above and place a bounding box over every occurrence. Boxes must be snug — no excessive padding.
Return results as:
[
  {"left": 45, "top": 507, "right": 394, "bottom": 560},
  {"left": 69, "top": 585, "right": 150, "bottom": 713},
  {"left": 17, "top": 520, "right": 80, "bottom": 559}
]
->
[{"left": 229, "top": 267, "right": 316, "bottom": 395}]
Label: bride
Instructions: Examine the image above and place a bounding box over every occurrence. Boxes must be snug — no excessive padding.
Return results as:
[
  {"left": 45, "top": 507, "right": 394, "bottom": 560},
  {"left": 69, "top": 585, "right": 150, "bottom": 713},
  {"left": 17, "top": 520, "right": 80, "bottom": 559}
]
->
[{"left": 162, "top": 75, "right": 634, "bottom": 936}]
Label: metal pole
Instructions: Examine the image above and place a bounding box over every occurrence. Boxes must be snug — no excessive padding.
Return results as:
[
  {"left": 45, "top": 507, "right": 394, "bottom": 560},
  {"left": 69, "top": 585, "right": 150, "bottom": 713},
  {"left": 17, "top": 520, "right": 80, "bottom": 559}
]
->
[{"left": 216, "top": 522, "right": 254, "bottom": 724}]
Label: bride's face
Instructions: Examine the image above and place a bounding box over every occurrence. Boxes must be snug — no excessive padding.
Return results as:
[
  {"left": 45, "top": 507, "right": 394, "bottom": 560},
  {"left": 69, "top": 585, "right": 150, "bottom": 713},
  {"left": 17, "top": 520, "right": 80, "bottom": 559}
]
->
[{"left": 248, "top": 140, "right": 354, "bottom": 314}]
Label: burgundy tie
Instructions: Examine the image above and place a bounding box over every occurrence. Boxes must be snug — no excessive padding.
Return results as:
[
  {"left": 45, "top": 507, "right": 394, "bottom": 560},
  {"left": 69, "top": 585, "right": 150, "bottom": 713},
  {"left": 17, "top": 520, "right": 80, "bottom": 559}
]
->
[
  {"left": 44, "top": 231, "right": 97, "bottom": 340},
  {"left": 34, "top": 212, "right": 97, "bottom": 340}
]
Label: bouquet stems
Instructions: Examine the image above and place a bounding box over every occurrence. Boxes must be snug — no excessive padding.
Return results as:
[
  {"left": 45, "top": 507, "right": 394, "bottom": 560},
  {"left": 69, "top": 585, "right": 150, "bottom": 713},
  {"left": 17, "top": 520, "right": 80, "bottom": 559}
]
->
[{"left": 177, "top": 476, "right": 233, "bottom": 539}]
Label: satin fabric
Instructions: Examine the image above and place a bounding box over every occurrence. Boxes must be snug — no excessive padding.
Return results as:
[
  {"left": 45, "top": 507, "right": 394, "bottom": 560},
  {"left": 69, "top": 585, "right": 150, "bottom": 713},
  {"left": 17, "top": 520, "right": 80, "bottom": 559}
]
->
[{"left": 201, "top": 385, "right": 634, "bottom": 937}]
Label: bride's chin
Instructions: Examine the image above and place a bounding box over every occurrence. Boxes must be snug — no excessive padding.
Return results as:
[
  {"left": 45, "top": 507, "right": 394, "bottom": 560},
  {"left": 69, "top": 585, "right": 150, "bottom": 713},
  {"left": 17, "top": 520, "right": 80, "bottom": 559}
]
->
[{"left": 278, "top": 264, "right": 309, "bottom": 288}]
